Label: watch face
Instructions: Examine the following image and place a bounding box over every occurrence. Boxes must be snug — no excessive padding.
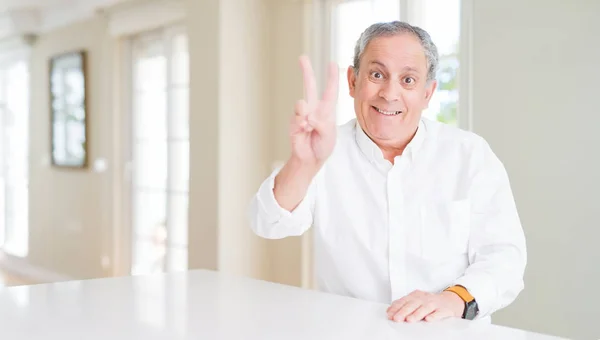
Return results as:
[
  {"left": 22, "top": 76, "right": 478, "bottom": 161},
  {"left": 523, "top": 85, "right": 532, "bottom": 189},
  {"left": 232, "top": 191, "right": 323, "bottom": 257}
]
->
[{"left": 464, "top": 300, "right": 479, "bottom": 320}]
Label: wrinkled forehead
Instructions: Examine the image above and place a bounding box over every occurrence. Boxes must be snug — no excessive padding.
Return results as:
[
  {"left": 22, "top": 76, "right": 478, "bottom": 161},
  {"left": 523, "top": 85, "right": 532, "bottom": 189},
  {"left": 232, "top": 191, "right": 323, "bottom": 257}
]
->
[{"left": 360, "top": 33, "right": 428, "bottom": 73}]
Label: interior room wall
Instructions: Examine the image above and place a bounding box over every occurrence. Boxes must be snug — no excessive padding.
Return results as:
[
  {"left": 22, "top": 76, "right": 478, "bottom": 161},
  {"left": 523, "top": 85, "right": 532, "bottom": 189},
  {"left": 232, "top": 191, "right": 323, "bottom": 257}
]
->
[
  {"left": 217, "top": 0, "right": 272, "bottom": 280},
  {"left": 28, "top": 16, "right": 115, "bottom": 279},
  {"left": 187, "top": 0, "right": 274, "bottom": 281},
  {"left": 263, "top": 0, "right": 309, "bottom": 287},
  {"left": 470, "top": 0, "right": 600, "bottom": 339}
]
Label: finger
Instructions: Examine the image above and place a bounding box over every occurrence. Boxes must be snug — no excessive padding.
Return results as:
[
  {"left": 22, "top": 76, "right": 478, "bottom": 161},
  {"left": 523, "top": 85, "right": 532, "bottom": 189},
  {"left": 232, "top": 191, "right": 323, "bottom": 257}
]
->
[
  {"left": 307, "top": 114, "right": 332, "bottom": 135},
  {"left": 387, "top": 290, "right": 422, "bottom": 316},
  {"left": 295, "top": 99, "right": 309, "bottom": 117},
  {"left": 321, "top": 61, "right": 339, "bottom": 103},
  {"left": 387, "top": 297, "right": 408, "bottom": 317},
  {"left": 387, "top": 291, "right": 425, "bottom": 316},
  {"left": 290, "top": 116, "right": 308, "bottom": 135},
  {"left": 391, "top": 301, "right": 421, "bottom": 322},
  {"left": 290, "top": 109, "right": 311, "bottom": 135},
  {"left": 406, "top": 303, "right": 436, "bottom": 323},
  {"left": 294, "top": 100, "right": 314, "bottom": 132},
  {"left": 317, "top": 62, "right": 339, "bottom": 119},
  {"left": 299, "top": 55, "right": 318, "bottom": 107},
  {"left": 424, "top": 309, "right": 454, "bottom": 322}
]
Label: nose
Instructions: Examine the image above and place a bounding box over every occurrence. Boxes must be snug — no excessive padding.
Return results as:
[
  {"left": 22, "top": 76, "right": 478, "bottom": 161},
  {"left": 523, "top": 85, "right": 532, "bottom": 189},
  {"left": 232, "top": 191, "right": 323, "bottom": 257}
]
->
[{"left": 378, "top": 80, "right": 402, "bottom": 102}]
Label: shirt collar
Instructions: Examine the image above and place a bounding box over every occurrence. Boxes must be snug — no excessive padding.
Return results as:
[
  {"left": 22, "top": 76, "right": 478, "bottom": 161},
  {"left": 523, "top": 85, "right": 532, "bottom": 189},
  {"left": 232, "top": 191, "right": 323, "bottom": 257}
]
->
[{"left": 354, "top": 118, "right": 427, "bottom": 165}]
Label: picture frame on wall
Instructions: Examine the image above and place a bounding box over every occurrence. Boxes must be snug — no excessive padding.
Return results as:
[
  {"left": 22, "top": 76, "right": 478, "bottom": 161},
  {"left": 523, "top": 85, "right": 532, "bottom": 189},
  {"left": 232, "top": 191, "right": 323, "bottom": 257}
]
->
[{"left": 49, "top": 50, "right": 88, "bottom": 168}]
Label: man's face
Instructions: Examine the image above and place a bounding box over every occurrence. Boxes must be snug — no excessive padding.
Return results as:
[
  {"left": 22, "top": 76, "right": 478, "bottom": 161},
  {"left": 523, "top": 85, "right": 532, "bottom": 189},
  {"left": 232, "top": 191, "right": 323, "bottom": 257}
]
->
[{"left": 348, "top": 33, "right": 437, "bottom": 147}]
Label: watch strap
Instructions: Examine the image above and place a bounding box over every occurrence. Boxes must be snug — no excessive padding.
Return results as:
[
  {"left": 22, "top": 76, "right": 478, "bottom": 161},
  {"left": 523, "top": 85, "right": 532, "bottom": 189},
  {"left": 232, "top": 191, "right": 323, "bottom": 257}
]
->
[{"left": 444, "top": 285, "right": 475, "bottom": 303}]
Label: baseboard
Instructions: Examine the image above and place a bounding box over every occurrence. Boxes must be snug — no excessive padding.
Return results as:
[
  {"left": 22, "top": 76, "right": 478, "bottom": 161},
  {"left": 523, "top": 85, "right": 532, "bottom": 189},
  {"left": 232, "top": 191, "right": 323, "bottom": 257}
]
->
[{"left": 0, "top": 251, "right": 73, "bottom": 283}]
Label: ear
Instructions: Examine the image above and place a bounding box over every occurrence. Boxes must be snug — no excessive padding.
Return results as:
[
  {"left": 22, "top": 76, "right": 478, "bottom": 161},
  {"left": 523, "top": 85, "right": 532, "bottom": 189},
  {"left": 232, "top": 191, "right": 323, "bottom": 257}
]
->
[
  {"left": 423, "top": 79, "right": 437, "bottom": 108},
  {"left": 347, "top": 66, "right": 357, "bottom": 98}
]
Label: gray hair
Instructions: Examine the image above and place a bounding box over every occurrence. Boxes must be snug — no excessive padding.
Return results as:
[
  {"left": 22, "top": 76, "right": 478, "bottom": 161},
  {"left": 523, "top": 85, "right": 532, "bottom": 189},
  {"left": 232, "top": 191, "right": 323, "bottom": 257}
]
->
[{"left": 353, "top": 21, "right": 439, "bottom": 82}]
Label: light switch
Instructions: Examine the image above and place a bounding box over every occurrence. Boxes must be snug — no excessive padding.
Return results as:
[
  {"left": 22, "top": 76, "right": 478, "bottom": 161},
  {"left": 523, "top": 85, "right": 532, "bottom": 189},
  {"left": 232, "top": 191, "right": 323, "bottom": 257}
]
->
[{"left": 93, "top": 158, "right": 108, "bottom": 173}]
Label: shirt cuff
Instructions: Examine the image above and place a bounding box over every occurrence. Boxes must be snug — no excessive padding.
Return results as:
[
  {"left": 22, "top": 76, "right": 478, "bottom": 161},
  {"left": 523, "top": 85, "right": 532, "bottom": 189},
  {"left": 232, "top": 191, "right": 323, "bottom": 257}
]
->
[
  {"left": 256, "top": 170, "right": 293, "bottom": 224},
  {"left": 255, "top": 168, "right": 315, "bottom": 225},
  {"left": 453, "top": 272, "right": 497, "bottom": 319}
]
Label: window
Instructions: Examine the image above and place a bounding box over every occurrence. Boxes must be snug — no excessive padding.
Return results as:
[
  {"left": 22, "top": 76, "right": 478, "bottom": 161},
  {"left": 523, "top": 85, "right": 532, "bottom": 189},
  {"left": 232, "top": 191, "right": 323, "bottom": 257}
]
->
[
  {"left": 330, "top": 0, "right": 461, "bottom": 126},
  {"left": 410, "top": 0, "right": 461, "bottom": 125},
  {"left": 128, "top": 26, "right": 189, "bottom": 275},
  {"left": 331, "top": 0, "right": 400, "bottom": 125},
  {"left": 0, "top": 59, "right": 29, "bottom": 257}
]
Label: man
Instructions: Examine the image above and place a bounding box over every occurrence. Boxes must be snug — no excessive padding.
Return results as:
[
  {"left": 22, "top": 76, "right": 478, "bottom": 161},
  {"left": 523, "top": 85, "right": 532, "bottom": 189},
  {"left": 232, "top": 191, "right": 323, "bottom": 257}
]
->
[{"left": 248, "top": 21, "right": 526, "bottom": 323}]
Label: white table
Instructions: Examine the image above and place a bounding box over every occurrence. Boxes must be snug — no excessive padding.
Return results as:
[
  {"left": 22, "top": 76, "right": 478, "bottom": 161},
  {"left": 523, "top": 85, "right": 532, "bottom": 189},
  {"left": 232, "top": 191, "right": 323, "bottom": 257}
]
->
[{"left": 0, "top": 269, "right": 564, "bottom": 339}]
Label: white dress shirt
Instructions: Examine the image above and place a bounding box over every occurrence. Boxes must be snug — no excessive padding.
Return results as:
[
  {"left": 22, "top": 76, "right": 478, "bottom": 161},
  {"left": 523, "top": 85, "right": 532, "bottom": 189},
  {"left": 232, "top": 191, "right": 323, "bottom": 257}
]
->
[{"left": 249, "top": 118, "right": 527, "bottom": 320}]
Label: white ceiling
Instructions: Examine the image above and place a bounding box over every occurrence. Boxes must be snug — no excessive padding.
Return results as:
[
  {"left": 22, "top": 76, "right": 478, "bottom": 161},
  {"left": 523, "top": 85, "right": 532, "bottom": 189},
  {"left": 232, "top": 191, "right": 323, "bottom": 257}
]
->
[
  {"left": 0, "top": 0, "right": 131, "bottom": 40},
  {"left": 0, "top": 0, "right": 75, "bottom": 11}
]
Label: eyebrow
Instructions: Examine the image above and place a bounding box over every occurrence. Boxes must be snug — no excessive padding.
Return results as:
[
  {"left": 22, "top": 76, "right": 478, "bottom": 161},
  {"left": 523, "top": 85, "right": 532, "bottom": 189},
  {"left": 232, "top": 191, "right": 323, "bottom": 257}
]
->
[
  {"left": 369, "top": 60, "right": 388, "bottom": 69},
  {"left": 369, "top": 60, "right": 419, "bottom": 73}
]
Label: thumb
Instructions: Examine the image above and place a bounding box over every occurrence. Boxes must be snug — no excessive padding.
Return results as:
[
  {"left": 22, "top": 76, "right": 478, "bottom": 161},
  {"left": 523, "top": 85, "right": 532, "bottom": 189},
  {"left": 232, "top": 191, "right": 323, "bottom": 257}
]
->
[{"left": 307, "top": 114, "right": 333, "bottom": 135}]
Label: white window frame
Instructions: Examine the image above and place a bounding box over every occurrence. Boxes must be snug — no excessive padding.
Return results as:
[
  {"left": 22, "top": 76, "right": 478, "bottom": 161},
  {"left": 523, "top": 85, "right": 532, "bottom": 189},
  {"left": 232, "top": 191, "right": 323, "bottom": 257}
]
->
[
  {"left": 121, "top": 24, "right": 189, "bottom": 276},
  {"left": 0, "top": 36, "right": 33, "bottom": 258},
  {"left": 106, "top": 0, "right": 187, "bottom": 276}
]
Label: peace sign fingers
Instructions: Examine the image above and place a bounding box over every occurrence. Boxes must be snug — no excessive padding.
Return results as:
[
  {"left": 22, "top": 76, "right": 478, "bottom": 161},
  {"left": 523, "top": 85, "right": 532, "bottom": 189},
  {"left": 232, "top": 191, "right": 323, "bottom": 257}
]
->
[
  {"left": 299, "top": 55, "right": 318, "bottom": 110},
  {"left": 318, "top": 61, "right": 339, "bottom": 121},
  {"left": 299, "top": 56, "right": 339, "bottom": 125}
]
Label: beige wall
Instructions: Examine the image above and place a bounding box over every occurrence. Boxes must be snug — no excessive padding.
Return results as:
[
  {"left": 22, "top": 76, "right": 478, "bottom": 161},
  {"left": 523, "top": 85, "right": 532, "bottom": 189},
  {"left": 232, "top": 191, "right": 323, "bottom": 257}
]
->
[
  {"left": 470, "top": 0, "right": 600, "bottom": 339},
  {"left": 15, "top": 0, "right": 333, "bottom": 288},
  {"left": 186, "top": 0, "right": 219, "bottom": 272},
  {"left": 187, "top": 0, "right": 310, "bottom": 285},
  {"left": 28, "top": 17, "right": 115, "bottom": 279},
  {"left": 265, "top": 0, "right": 308, "bottom": 287},
  {"left": 217, "top": 0, "right": 271, "bottom": 279},
  {"left": 15, "top": 0, "right": 299, "bottom": 285},
  {"left": 187, "top": 0, "right": 274, "bottom": 280}
]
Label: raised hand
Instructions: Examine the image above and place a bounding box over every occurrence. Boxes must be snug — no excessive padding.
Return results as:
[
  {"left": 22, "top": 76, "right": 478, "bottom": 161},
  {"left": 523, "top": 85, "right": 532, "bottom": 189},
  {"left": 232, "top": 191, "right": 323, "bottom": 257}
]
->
[
  {"left": 290, "top": 56, "right": 339, "bottom": 166},
  {"left": 272, "top": 57, "right": 339, "bottom": 212}
]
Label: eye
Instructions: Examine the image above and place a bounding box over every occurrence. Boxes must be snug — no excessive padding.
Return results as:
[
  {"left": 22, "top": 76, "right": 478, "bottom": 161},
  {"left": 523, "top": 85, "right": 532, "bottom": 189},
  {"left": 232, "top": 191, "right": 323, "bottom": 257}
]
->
[
  {"left": 370, "top": 71, "right": 383, "bottom": 79},
  {"left": 403, "top": 77, "right": 415, "bottom": 84}
]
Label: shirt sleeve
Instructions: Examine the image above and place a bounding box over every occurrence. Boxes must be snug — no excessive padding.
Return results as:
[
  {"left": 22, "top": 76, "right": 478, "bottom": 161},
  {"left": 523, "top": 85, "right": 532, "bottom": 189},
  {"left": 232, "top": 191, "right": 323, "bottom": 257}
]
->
[
  {"left": 248, "top": 165, "right": 317, "bottom": 239},
  {"left": 453, "top": 137, "right": 527, "bottom": 319}
]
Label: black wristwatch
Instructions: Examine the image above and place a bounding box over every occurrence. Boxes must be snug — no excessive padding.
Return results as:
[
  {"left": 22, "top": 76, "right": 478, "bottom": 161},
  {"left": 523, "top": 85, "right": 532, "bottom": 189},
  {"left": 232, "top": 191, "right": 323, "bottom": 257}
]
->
[
  {"left": 463, "top": 297, "right": 479, "bottom": 320},
  {"left": 444, "top": 285, "right": 479, "bottom": 320}
]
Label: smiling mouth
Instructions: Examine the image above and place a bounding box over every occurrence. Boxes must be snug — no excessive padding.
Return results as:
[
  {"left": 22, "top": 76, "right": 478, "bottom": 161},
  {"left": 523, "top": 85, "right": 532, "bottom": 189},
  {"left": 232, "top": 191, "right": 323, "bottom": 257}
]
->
[{"left": 372, "top": 106, "right": 401, "bottom": 116}]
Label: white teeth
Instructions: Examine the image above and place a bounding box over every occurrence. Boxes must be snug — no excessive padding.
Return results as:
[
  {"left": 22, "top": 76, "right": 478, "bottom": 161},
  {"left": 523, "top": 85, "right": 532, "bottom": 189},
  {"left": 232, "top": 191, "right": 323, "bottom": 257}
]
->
[{"left": 374, "top": 107, "right": 400, "bottom": 115}]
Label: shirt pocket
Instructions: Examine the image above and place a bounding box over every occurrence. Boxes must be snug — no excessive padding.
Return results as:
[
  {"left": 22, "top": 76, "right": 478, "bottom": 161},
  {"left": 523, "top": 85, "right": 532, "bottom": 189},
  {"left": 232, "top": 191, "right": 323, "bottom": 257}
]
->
[{"left": 417, "top": 199, "right": 471, "bottom": 263}]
